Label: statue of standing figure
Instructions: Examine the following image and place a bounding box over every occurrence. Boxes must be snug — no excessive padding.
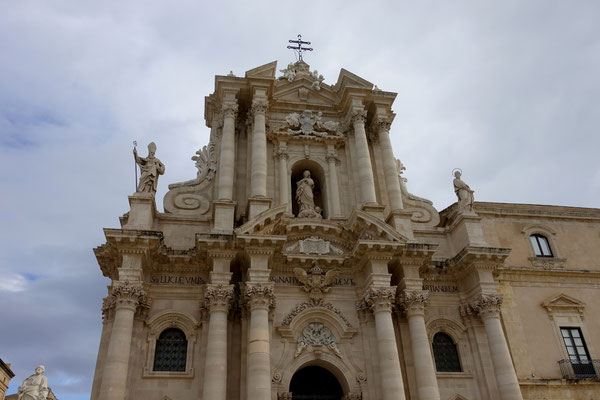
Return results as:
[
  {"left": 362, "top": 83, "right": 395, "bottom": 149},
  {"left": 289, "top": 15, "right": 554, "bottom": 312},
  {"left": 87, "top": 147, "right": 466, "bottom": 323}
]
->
[
  {"left": 18, "top": 365, "right": 48, "bottom": 400},
  {"left": 134, "top": 142, "right": 165, "bottom": 194},
  {"left": 296, "top": 170, "right": 322, "bottom": 219},
  {"left": 453, "top": 170, "right": 475, "bottom": 213}
]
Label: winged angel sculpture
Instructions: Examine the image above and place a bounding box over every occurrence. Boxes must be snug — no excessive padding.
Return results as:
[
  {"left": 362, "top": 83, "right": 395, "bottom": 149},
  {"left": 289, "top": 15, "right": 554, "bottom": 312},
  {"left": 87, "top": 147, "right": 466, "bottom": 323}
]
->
[{"left": 294, "top": 262, "right": 340, "bottom": 298}]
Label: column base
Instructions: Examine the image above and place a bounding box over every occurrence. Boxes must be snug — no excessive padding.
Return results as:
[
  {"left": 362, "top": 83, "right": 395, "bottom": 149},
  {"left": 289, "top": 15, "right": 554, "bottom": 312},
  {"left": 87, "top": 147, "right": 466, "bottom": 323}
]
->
[
  {"left": 125, "top": 192, "right": 157, "bottom": 230},
  {"left": 247, "top": 197, "right": 272, "bottom": 220},
  {"left": 361, "top": 203, "right": 386, "bottom": 220},
  {"left": 386, "top": 210, "right": 415, "bottom": 241},
  {"left": 212, "top": 200, "right": 236, "bottom": 234}
]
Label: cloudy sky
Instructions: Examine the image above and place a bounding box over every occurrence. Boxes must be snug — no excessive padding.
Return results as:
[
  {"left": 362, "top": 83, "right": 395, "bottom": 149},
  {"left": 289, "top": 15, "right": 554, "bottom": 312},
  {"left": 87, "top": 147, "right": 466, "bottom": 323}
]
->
[{"left": 1, "top": 1, "right": 599, "bottom": 398}]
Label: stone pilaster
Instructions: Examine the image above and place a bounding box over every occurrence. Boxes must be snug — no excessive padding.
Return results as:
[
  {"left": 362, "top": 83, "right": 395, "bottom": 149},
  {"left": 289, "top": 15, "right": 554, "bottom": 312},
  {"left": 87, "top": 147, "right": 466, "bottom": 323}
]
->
[
  {"left": 351, "top": 109, "right": 377, "bottom": 206},
  {"left": 202, "top": 284, "right": 234, "bottom": 400},
  {"left": 375, "top": 117, "right": 403, "bottom": 211},
  {"left": 245, "top": 283, "right": 275, "bottom": 400},
  {"left": 98, "top": 283, "right": 147, "bottom": 400},
  {"left": 326, "top": 146, "right": 342, "bottom": 217},
  {"left": 362, "top": 286, "right": 406, "bottom": 400},
  {"left": 470, "top": 294, "right": 523, "bottom": 400},
  {"left": 399, "top": 290, "right": 441, "bottom": 400}
]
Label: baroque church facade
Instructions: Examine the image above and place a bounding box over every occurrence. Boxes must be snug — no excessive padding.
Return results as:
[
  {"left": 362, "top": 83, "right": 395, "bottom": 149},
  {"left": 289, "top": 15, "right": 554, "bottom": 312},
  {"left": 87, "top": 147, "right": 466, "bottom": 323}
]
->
[{"left": 91, "top": 60, "right": 600, "bottom": 400}]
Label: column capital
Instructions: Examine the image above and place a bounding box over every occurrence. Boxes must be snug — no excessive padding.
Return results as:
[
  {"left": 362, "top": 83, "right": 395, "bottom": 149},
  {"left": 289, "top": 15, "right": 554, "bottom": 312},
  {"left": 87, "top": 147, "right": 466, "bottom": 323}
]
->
[
  {"left": 273, "top": 148, "right": 289, "bottom": 161},
  {"left": 250, "top": 97, "right": 268, "bottom": 116},
  {"left": 204, "top": 284, "right": 234, "bottom": 313},
  {"left": 245, "top": 283, "right": 275, "bottom": 311},
  {"left": 398, "top": 290, "right": 429, "bottom": 316},
  {"left": 371, "top": 115, "right": 392, "bottom": 133},
  {"left": 466, "top": 294, "right": 503, "bottom": 320},
  {"left": 362, "top": 286, "right": 397, "bottom": 313},
  {"left": 350, "top": 109, "right": 367, "bottom": 125},
  {"left": 109, "top": 282, "right": 148, "bottom": 312},
  {"left": 221, "top": 102, "right": 239, "bottom": 119}
]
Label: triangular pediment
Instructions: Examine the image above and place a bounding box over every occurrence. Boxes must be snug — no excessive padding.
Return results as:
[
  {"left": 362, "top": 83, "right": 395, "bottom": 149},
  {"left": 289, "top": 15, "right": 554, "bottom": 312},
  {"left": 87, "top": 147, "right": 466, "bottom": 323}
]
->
[
  {"left": 334, "top": 68, "right": 373, "bottom": 91},
  {"left": 245, "top": 61, "right": 277, "bottom": 78},
  {"left": 273, "top": 79, "right": 337, "bottom": 106},
  {"left": 542, "top": 293, "right": 585, "bottom": 309}
]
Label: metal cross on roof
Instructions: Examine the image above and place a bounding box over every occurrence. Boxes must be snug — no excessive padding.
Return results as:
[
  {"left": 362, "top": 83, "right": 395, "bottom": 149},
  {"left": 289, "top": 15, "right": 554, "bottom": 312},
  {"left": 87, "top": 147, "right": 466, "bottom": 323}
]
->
[{"left": 287, "top": 34, "right": 313, "bottom": 61}]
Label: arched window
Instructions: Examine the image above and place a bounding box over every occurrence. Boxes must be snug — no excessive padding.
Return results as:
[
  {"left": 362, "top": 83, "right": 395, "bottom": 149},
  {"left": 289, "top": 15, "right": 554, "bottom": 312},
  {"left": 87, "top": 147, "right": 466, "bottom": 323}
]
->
[
  {"left": 433, "top": 332, "right": 461, "bottom": 372},
  {"left": 153, "top": 328, "right": 187, "bottom": 372},
  {"left": 530, "top": 234, "right": 553, "bottom": 257}
]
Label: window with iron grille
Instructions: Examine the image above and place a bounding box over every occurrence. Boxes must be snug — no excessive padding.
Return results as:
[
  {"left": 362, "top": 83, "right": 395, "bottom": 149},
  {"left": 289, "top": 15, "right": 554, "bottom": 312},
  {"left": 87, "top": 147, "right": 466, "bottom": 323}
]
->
[
  {"left": 530, "top": 234, "right": 553, "bottom": 257},
  {"left": 433, "top": 332, "right": 461, "bottom": 372},
  {"left": 153, "top": 328, "right": 187, "bottom": 372},
  {"left": 560, "top": 327, "right": 595, "bottom": 378}
]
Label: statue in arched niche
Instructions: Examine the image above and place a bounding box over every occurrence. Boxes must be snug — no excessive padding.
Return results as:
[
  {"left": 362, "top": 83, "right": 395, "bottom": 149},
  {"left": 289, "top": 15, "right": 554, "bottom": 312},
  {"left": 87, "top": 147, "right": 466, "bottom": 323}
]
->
[{"left": 296, "top": 170, "right": 322, "bottom": 219}]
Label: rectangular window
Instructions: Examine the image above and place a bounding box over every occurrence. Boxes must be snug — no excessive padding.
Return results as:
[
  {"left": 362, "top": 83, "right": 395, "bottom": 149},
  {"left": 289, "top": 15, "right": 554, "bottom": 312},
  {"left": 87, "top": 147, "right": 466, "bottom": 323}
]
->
[
  {"left": 530, "top": 235, "right": 553, "bottom": 257},
  {"left": 561, "top": 327, "right": 594, "bottom": 377}
]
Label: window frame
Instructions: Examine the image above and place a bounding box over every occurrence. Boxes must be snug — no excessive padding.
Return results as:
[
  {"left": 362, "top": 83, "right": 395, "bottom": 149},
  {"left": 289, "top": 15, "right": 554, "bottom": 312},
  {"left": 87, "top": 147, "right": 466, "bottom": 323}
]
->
[
  {"left": 143, "top": 310, "right": 199, "bottom": 379},
  {"left": 432, "top": 332, "right": 462, "bottom": 373},
  {"left": 530, "top": 234, "right": 553, "bottom": 257},
  {"left": 152, "top": 327, "right": 188, "bottom": 372}
]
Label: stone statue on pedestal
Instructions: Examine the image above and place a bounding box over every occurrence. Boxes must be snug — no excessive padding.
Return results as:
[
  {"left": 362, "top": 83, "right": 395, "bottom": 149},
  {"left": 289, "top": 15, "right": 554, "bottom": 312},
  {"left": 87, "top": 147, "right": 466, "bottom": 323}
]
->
[
  {"left": 453, "top": 170, "right": 475, "bottom": 213},
  {"left": 296, "top": 170, "right": 322, "bottom": 219},
  {"left": 18, "top": 366, "right": 48, "bottom": 400},
  {"left": 134, "top": 142, "right": 165, "bottom": 194}
]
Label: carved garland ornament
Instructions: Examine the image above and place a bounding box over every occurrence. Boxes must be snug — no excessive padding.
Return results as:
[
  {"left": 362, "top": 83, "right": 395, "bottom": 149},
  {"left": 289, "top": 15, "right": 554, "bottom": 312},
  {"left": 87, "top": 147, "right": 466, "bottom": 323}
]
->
[{"left": 281, "top": 298, "right": 353, "bottom": 328}]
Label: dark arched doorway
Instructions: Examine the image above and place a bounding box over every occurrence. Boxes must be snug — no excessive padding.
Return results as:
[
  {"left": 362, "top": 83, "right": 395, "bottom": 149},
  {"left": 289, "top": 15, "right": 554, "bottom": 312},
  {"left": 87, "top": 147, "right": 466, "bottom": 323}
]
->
[{"left": 290, "top": 366, "right": 343, "bottom": 400}]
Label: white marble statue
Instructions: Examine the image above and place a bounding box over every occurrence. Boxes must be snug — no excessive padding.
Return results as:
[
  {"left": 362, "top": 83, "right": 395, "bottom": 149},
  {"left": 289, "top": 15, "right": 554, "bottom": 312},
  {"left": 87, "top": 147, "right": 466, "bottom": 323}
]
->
[
  {"left": 134, "top": 142, "right": 165, "bottom": 194},
  {"left": 296, "top": 170, "right": 321, "bottom": 219},
  {"left": 18, "top": 366, "right": 48, "bottom": 400},
  {"left": 453, "top": 170, "right": 475, "bottom": 212},
  {"left": 311, "top": 69, "right": 324, "bottom": 90},
  {"left": 279, "top": 63, "right": 296, "bottom": 81}
]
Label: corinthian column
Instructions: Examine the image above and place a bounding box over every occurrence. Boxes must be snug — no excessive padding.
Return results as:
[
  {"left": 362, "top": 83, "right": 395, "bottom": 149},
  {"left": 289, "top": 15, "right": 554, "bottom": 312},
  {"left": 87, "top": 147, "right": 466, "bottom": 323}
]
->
[
  {"left": 202, "top": 284, "right": 234, "bottom": 400},
  {"left": 98, "top": 283, "right": 147, "bottom": 400},
  {"left": 376, "top": 117, "right": 403, "bottom": 211},
  {"left": 250, "top": 97, "right": 268, "bottom": 198},
  {"left": 245, "top": 283, "right": 275, "bottom": 400},
  {"left": 351, "top": 110, "right": 377, "bottom": 205},
  {"left": 472, "top": 295, "right": 523, "bottom": 400},
  {"left": 217, "top": 102, "right": 238, "bottom": 201},
  {"left": 326, "top": 148, "right": 342, "bottom": 217},
  {"left": 400, "top": 291, "right": 440, "bottom": 400},
  {"left": 363, "top": 287, "right": 406, "bottom": 400}
]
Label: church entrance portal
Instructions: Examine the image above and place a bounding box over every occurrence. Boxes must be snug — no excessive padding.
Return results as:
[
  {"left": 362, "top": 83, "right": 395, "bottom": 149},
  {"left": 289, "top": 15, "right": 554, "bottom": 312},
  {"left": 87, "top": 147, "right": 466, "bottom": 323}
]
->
[{"left": 289, "top": 366, "right": 344, "bottom": 400}]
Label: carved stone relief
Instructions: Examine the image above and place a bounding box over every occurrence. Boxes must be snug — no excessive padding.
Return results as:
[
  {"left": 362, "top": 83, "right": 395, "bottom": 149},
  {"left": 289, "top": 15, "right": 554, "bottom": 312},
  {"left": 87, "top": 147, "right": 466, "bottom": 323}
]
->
[{"left": 295, "top": 322, "right": 342, "bottom": 358}]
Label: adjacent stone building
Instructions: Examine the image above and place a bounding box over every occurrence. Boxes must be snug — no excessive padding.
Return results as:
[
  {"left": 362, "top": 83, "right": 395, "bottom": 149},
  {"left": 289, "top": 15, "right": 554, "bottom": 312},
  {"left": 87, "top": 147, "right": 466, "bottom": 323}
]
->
[
  {"left": 91, "top": 60, "right": 600, "bottom": 400},
  {"left": 0, "top": 359, "right": 14, "bottom": 400}
]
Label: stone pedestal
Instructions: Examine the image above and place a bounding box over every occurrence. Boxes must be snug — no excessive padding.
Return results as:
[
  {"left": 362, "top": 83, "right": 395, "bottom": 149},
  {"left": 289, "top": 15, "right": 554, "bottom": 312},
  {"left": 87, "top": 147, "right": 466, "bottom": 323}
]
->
[
  {"left": 386, "top": 210, "right": 414, "bottom": 240},
  {"left": 125, "top": 193, "right": 156, "bottom": 230},
  {"left": 247, "top": 197, "right": 272, "bottom": 220},
  {"left": 362, "top": 203, "right": 386, "bottom": 220},
  {"left": 212, "top": 201, "right": 236, "bottom": 233}
]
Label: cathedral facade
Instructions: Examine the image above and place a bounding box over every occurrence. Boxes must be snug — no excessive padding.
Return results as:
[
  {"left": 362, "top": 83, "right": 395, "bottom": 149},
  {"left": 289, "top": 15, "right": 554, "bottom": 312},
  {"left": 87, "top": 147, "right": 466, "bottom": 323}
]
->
[{"left": 91, "top": 60, "right": 600, "bottom": 400}]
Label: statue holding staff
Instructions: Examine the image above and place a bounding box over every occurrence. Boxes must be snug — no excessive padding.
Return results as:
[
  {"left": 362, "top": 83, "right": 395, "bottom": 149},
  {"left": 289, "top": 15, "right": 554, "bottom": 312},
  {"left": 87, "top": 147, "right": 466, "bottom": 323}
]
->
[
  {"left": 296, "top": 170, "right": 321, "bottom": 218},
  {"left": 134, "top": 142, "right": 165, "bottom": 194}
]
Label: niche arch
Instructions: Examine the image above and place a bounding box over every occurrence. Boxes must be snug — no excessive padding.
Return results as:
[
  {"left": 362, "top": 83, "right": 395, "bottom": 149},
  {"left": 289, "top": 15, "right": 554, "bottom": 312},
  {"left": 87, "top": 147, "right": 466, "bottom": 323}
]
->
[
  {"left": 290, "top": 158, "right": 329, "bottom": 219},
  {"left": 283, "top": 355, "right": 354, "bottom": 394}
]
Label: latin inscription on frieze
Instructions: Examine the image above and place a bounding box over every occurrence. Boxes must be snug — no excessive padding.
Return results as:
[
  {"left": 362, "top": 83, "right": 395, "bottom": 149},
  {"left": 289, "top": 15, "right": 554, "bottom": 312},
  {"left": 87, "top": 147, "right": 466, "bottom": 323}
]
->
[
  {"left": 423, "top": 284, "right": 459, "bottom": 293},
  {"left": 151, "top": 275, "right": 206, "bottom": 285},
  {"left": 270, "top": 275, "right": 355, "bottom": 286}
]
